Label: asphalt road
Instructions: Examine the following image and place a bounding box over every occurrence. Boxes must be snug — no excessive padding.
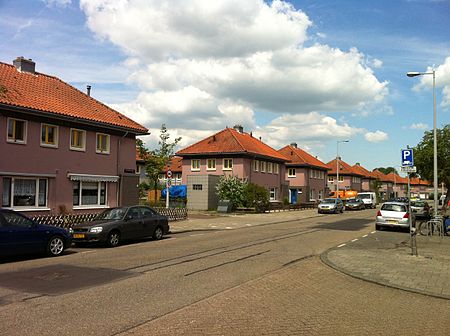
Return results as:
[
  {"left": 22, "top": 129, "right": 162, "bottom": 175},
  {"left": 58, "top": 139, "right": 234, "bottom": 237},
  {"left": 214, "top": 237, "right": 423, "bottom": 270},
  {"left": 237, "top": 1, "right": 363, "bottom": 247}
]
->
[{"left": 0, "top": 210, "right": 448, "bottom": 335}]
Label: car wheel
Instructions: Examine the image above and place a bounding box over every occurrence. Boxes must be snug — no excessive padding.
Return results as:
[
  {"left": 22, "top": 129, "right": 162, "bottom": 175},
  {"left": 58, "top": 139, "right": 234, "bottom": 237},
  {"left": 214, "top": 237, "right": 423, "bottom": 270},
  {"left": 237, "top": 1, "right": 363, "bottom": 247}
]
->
[
  {"left": 47, "top": 236, "right": 65, "bottom": 257},
  {"left": 107, "top": 231, "right": 121, "bottom": 247},
  {"left": 375, "top": 224, "right": 382, "bottom": 231},
  {"left": 152, "top": 226, "right": 164, "bottom": 240}
]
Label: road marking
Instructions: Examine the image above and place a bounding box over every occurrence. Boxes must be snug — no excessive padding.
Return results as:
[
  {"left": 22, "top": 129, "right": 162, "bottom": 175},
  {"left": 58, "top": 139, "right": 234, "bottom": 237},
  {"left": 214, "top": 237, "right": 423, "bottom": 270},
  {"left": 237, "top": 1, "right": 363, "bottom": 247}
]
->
[
  {"left": 225, "top": 227, "right": 233, "bottom": 229},
  {"left": 189, "top": 233, "right": 204, "bottom": 237},
  {"left": 337, "top": 243, "right": 346, "bottom": 248},
  {"left": 246, "top": 224, "right": 252, "bottom": 226},
  {"left": 362, "top": 234, "right": 368, "bottom": 237},
  {"left": 351, "top": 239, "right": 358, "bottom": 242},
  {"left": 371, "top": 231, "right": 376, "bottom": 234}
]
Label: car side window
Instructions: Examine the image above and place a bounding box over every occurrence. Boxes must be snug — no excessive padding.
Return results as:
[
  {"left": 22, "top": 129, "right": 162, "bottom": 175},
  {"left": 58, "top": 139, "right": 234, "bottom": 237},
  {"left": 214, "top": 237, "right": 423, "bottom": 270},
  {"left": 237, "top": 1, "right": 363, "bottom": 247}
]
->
[
  {"left": 127, "top": 208, "right": 142, "bottom": 220},
  {"left": 140, "top": 207, "right": 155, "bottom": 219},
  {"left": 2, "top": 212, "right": 34, "bottom": 228}
]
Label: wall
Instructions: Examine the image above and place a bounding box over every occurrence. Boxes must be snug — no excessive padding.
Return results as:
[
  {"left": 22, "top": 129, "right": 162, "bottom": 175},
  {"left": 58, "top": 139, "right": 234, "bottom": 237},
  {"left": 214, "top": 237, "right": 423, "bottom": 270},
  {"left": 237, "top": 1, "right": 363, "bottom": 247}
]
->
[{"left": 186, "top": 175, "right": 220, "bottom": 210}]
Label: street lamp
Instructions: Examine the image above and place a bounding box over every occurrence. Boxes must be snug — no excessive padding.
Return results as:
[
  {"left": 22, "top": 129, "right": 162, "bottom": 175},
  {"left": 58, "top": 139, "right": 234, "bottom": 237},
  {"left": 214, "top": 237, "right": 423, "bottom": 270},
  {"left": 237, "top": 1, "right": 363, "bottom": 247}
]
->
[
  {"left": 407, "top": 70, "right": 437, "bottom": 216},
  {"left": 336, "top": 140, "right": 350, "bottom": 194}
]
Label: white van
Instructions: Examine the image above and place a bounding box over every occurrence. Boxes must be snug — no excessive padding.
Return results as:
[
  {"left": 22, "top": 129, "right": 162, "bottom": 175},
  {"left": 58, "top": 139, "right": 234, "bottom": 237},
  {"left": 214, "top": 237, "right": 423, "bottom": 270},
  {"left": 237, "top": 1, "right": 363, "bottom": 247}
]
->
[{"left": 356, "top": 192, "right": 378, "bottom": 209}]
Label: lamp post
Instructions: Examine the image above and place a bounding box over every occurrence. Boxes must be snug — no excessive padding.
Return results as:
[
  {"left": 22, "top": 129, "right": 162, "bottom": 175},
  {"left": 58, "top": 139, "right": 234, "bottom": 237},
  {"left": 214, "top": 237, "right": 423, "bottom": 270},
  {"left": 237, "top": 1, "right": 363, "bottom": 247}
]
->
[
  {"left": 336, "top": 140, "right": 350, "bottom": 195},
  {"left": 407, "top": 70, "right": 437, "bottom": 216}
]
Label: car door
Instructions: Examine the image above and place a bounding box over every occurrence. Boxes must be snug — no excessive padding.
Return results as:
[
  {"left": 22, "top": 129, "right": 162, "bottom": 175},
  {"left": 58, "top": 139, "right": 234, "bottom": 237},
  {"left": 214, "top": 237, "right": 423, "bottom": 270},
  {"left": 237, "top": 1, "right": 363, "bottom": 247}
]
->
[
  {"left": 0, "top": 211, "right": 46, "bottom": 255},
  {"left": 140, "top": 207, "right": 158, "bottom": 237},
  {"left": 123, "top": 207, "right": 144, "bottom": 239}
]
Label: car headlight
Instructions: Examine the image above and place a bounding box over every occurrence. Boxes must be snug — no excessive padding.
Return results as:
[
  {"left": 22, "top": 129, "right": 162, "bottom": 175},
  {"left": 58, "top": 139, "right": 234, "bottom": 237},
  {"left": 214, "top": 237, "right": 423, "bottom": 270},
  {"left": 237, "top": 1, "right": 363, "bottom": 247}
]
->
[
  {"left": 90, "top": 227, "right": 103, "bottom": 233},
  {"left": 69, "top": 228, "right": 74, "bottom": 234}
]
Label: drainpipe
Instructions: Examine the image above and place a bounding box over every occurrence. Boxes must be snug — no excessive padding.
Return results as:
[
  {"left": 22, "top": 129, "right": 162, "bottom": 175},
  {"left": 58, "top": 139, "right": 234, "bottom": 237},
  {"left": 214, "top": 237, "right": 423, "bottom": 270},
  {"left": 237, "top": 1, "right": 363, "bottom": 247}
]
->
[{"left": 117, "top": 132, "right": 129, "bottom": 206}]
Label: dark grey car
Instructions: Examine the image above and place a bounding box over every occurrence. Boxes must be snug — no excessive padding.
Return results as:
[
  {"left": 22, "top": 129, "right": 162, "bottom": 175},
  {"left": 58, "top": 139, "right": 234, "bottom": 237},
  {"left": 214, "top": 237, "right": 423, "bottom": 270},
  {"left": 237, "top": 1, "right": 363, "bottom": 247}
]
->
[{"left": 70, "top": 206, "right": 170, "bottom": 247}]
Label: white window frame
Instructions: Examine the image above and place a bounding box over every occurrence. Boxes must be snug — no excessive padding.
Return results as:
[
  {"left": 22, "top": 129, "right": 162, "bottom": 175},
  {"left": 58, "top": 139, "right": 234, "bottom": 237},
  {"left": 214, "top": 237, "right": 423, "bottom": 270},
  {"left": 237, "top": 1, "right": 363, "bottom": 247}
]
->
[
  {"left": 339, "top": 176, "right": 344, "bottom": 182},
  {"left": 288, "top": 168, "right": 296, "bottom": 177},
  {"left": 96, "top": 133, "right": 110, "bottom": 154},
  {"left": 267, "top": 162, "right": 273, "bottom": 174},
  {"left": 7, "top": 117, "right": 27, "bottom": 144},
  {"left": 70, "top": 128, "right": 86, "bottom": 151},
  {"left": 253, "top": 160, "right": 259, "bottom": 172},
  {"left": 260, "top": 161, "right": 266, "bottom": 173},
  {"left": 73, "top": 181, "right": 108, "bottom": 209},
  {"left": 2, "top": 177, "right": 49, "bottom": 210},
  {"left": 40, "top": 123, "right": 59, "bottom": 148},
  {"left": 223, "top": 159, "right": 233, "bottom": 171},
  {"left": 191, "top": 159, "right": 200, "bottom": 171},
  {"left": 136, "top": 165, "right": 141, "bottom": 174},
  {"left": 274, "top": 163, "right": 279, "bottom": 174},
  {"left": 328, "top": 176, "right": 334, "bottom": 182},
  {"left": 269, "top": 187, "right": 276, "bottom": 201},
  {"left": 207, "top": 159, "right": 216, "bottom": 171}
]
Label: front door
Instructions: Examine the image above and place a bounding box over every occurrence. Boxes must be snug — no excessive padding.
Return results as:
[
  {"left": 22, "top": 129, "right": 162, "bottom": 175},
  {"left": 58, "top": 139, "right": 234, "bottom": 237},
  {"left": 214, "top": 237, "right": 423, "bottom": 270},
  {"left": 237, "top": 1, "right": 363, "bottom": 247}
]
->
[{"left": 290, "top": 189, "right": 298, "bottom": 204}]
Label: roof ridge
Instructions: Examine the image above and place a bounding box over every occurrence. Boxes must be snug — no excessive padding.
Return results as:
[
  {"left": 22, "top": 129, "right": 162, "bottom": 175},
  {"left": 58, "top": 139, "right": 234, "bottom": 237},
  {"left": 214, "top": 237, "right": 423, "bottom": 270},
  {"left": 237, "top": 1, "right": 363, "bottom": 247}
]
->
[
  {"left": 177, "top": 128, "right": 225, "bottom": 153},
  {"left": 228, "top": 128, "right": 247, "bottom": 152}
]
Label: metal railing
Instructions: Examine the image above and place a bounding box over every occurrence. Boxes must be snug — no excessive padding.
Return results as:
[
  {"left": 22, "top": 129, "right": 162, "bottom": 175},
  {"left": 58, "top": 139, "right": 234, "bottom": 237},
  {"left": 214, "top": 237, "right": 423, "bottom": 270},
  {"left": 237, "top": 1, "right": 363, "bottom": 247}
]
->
[{"left": 418, "top": 215, "right": 444, "bottom": 237}]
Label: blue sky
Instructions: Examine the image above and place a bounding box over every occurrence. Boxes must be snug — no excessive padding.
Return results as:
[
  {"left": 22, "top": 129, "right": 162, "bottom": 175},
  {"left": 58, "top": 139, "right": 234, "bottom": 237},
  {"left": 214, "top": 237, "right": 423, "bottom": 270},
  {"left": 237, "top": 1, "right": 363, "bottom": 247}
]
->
[{"left": 1, "top": 0, "right": 449, "bottom": 172}]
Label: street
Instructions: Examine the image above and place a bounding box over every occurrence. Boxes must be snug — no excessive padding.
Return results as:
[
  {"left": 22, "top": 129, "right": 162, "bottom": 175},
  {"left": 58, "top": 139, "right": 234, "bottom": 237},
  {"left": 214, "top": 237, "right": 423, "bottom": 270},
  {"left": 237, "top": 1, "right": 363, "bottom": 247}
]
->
[{"left": 1, "top": 210, "right": 449, "bottom": 336}]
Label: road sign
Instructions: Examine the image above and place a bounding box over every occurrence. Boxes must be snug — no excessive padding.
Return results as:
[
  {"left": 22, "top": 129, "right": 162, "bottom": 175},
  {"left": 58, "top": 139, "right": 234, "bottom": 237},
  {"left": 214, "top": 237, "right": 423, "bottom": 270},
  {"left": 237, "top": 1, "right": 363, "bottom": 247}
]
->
[
  {"left": 166, "top": 178, "right": 172, "bottom": 187},
  {"left": 401, "top": 166, "right": 417, "bottom": 173},
  {"left": 166, "top": 170, "right": 173, "bottom": 178},
  {"left": 401, "top": 149, "right": 414, "bottom": 167}
]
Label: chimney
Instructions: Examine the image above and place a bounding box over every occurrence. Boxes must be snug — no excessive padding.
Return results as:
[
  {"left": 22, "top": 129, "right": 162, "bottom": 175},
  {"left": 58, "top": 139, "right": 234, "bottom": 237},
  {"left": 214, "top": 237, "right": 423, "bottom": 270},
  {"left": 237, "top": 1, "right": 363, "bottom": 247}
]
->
[
  {"left": 13, "top": 57, "right": 35, "bottom": 74},
  {"left": 290, "top": 142, "right": 297, "bottom": 148},
  {"left": 86, "top": 85, "right": 91, "bottom": 96},
  {"left": 356, "top": 162, "right": 360, "bottom": 166},
  {"left": 233, "top": 124, "right": 244, "bottom": 133}
]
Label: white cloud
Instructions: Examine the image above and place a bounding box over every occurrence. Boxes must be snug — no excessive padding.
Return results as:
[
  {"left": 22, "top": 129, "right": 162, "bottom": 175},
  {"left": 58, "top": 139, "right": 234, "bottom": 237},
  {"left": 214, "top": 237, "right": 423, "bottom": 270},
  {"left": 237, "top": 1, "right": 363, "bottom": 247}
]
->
[
  {"left": 371, "top": 58, "right": 383, "bottom": 68},
  {"left": 410, "top": 123, "right": 429, "bottom": 130},
  {"left": 80, "top": 0, "right": 388, "bottom": 145},
  {"left": 412, "top": 56, "right": 450, "bottom": 109},
  {"left": 365, "top": 130, "right": 388, "bottom": 143}
]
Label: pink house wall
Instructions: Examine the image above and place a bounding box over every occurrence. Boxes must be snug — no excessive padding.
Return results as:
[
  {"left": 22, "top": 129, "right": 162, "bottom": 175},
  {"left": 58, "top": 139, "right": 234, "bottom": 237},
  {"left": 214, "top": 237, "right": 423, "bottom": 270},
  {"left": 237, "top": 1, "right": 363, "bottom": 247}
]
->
[{"left": 0, "top": 114, "right": 137, "bottom": 214}]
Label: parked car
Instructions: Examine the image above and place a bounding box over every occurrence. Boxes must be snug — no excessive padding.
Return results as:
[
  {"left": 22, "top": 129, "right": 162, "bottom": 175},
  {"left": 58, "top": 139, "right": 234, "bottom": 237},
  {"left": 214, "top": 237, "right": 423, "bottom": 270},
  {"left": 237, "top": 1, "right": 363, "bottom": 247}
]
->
[
  {"left": 375, "top": 202, "right": 415, "bottom": 230},
  {"left": 70, "top": 206, "right": 170, "bottom": 247},
  {"left": 345, "top": 198, "right": 365, "bottom": 210},
  {"left": 318, "top": 198, "right": 344, "bottom": 214},
  {"left": 0, "top": 209, "right": 71, "bottom": 257},
  {"left": 410, "top": 200, "right": 431, "bottom": 219}
]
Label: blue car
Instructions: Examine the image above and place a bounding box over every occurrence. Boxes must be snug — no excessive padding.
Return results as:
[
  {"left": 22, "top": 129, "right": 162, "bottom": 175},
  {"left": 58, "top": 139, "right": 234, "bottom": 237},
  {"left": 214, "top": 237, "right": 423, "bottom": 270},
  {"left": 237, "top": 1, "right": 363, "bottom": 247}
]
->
[{"left": 0, "top": 209, "right": 71, "bottom": 257}]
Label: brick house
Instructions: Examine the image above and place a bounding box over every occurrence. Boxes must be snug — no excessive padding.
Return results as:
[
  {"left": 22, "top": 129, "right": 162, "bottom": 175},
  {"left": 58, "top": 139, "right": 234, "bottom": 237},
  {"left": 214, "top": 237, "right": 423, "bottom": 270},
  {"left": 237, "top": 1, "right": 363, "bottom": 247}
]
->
[
  {"left": 0, "top": 57, "right": 148, "bottom": 215},
  {"left": 326, "top": 158, "right": 363, "bottom": 192},
  {"left": 278, "top": 143, "right": 328, "bottom": 203},
  {"left": 176, "top": 125, "right": 289, "bottom": 209},
  {"left": 352, "top": 163, "right": 376, "bottom": 192}
]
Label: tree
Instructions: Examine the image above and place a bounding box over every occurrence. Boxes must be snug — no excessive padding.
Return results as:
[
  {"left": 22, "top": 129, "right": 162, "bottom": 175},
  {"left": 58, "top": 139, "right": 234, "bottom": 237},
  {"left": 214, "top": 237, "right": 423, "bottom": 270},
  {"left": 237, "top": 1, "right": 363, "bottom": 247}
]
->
[
  {"left": 373, "top": 167, "right": 398, "bottom": 175},
  {"left": 370, "top": 179, "right": 382, "bottom": 203},
  {"left": 136, "top": 124, "right": 182, "bottom": 202},
  {"left": 414, "top": 125, "right": 450, "bottom": 209},
  {"left": 243, "top": 183, "right": 270, "bottom": 212}
]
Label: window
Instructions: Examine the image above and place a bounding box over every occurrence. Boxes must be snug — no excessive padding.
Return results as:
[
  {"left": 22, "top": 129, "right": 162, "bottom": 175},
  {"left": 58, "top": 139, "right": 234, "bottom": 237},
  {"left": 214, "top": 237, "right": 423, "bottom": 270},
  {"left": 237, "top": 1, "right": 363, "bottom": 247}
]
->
[
  {"left": 260, "top": 161, "right": 266, "bottom": 173},
  {"left": 1, "top": 177, "right": 47, "bottom": 208},
  {"left": 193, "top": 184, "right": 203, "bottom": 190},
  {"left": 70, "top": 128, "right": 86, "bottom": 151},
  {"left": 7, "top": 118, "right": 27, "bottom": 144},
  {"left": 318, "top": 190, "right": 323, "bottom": 200},
  {"left": 136, "top": 165, "right": 141, "bottom": 174},
  {"left": 274, "top": 163, "right": 279, "bottom": 174},
  {"left": 207, "top": 159, "right": 216, "bottom": 171},
  {"left": 339, "top": 176, "right": 344, "bottom": 182},
  {"left": 41, "top": 124, "right": 58, "bottom": 147},
  {"left": 223, "top": 159, "right": 233, "bottom": 170},
  {"left": 288, "top": 168, "right": 296, "bottom": 177},
  {"left": 191, "top": 159, "right": 200, "bottom": 171},
  {"left": 328, "top": 176, "right": 334, "bottom": 182},
  {"left": 96, "top": 133, "right": 110, "bottom": 154},
  {"left": 269, "top": 188, "right": 276, "bottom": 201},
  {"left": 73, "top": 181, "right": 107, "bottom": 207},
  {"left": 253, "top": 160, "right": 259, "bottom": 172},
  {"left": 267, "top": 162, "right": 273, "bottom": 174}
]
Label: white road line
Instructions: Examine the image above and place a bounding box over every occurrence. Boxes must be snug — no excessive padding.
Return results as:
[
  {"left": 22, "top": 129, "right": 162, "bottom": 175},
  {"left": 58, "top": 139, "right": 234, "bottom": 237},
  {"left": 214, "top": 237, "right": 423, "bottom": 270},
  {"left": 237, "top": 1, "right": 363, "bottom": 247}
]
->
[
  {"left": 351, "top": 239, "right": 358, "bottom": 242},
  {"left": 246, "top": 224, "right": 252, "bottom": 226},
  {"left": 362, "top": 234, "right": 368, "bottom": 237},
  {"left": 337, "top": 243, "right": 346, "bottom": 248},
  {"left": 225, "top": 227, "right": 233, "bottom": 229},
  {"left": 371, "top": 231, "right": 376, "bottom": 234},
  {"left": 189, "top": 233, "right": 204, "bottom": 237}
]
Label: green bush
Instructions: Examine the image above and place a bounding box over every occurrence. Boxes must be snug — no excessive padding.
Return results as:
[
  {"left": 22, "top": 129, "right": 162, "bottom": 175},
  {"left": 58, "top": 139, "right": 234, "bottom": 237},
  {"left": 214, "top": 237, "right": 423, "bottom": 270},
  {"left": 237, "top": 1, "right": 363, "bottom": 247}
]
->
[
  {"left": 216, "top": 175, "right": 247, "bottom": 209},
  {"left": 243, "top": 183, "right": 269, "bottom": 212}
]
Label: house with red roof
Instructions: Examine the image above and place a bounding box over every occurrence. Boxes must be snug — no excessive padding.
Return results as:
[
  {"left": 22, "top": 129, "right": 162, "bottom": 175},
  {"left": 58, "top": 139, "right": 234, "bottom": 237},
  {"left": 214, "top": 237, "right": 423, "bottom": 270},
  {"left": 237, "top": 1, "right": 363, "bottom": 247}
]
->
[
  {"left": 326, "top": 158, "right": 364, "bottom": 193},
  {"left": 351, "top": 163, "right": 376, "bottom": 192},
  {"left": 278, "top": 143, "right": 328, "bottom": 203},
  {"left": 0, "top": 57, "right": 148, "bottom": 215},
  {"left": 176, "top": 125, "right": 289, "bottom": 209}
]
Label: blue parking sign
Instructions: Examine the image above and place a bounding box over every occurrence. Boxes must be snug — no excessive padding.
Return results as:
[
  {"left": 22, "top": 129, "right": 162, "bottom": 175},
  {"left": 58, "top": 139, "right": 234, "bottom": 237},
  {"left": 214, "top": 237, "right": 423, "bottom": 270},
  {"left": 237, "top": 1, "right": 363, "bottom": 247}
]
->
[{"left": 401, "top": 149, "right": 414, "bottom": 166}]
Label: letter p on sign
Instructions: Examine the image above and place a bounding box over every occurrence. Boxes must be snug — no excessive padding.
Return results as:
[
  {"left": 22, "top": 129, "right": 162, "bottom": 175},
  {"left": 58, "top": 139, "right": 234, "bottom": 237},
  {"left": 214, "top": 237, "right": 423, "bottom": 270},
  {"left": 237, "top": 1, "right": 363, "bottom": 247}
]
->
[{"left": 401, "top": 149, "right": 413, "bottom": 166}]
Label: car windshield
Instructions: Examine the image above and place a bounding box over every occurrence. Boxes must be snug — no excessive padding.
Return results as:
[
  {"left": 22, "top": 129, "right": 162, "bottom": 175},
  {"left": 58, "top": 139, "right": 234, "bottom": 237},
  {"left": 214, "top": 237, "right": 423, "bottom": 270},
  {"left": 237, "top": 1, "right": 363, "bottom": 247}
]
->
[
  {"left": 322, "top": 198, "right": 337, "bottom": 204},
  {"left": 411, "top": 201, "right": 425, "bottom": 207},
  {"left": 97, "top": 208, "right": 127, "bottom": 220},
  {"left": 381, "top": 204, "right": 407, "bottom": 212}
]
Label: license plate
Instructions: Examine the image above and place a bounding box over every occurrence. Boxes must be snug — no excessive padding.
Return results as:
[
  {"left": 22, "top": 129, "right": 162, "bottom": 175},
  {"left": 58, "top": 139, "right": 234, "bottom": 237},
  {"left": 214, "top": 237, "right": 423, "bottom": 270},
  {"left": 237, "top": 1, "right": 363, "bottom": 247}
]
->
[
  {"left": 73, "top": 233, "right": 85, "bottom": 239},
  {"left": 387, "top": 220, "right": 397, "bottom": 224}
]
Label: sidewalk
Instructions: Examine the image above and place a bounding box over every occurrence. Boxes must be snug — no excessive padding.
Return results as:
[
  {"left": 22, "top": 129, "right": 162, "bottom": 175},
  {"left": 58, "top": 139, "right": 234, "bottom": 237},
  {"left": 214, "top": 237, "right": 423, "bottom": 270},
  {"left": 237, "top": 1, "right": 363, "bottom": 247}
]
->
[{"left": 171, "top": 210, "right": 450, "bottom": 300}]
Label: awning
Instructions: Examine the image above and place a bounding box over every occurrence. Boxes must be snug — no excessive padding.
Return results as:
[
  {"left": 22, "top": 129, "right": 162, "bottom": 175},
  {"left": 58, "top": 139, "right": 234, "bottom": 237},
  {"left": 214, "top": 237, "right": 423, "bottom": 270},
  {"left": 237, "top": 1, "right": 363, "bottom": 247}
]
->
[{"left": 67, "top": 173, "right": 119, "bottom": 183}]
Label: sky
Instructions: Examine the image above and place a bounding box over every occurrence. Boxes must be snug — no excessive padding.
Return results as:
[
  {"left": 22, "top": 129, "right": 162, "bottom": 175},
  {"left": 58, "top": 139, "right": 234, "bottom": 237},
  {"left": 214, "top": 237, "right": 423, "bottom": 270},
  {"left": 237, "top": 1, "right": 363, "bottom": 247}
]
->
[{"left": 1, "top": 0, "right": 449, "bottom": 172}]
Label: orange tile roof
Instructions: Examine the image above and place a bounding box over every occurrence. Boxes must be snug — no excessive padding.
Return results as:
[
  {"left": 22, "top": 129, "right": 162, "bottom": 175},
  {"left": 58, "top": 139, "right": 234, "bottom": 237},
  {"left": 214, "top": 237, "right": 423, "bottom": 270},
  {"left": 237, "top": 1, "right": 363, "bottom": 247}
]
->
[
  {"left": 326, "top": 158, "right": 362, "bottom": 176},
  {"left": 410, "top": 177, "right": 431, "bottom": 186},
  {"left": 371, "top": 169, "right": 391, "bottom": 182},
  {"left": 0, "top": 61, "right": 147, "bottom": 134},
  {"left": 352, "top": 164, "right": 375, "bottom": 179},
  {"left": 385, "top": 172, "right": 408, "bottom": 184},
  {"left": 177, "top": 127, "right": 289, "bottom": 161},
  {"left": 278, "top": 145, "right": 328, "bottom": 170}
]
